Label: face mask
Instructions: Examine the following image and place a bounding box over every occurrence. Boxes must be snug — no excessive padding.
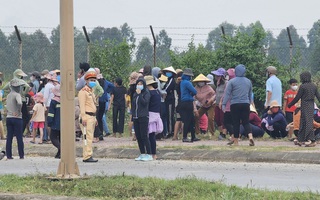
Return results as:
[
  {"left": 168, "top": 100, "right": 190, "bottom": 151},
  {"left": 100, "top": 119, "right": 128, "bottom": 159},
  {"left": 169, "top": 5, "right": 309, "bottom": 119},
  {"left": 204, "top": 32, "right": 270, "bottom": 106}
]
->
[
  {"left": 88, "top": 81, "right": 96, "bottom": 88},
  {"left": 291, "top": 85, "right": 298, "bottom": 91},
  {"left": 136, "top": 85, "right": 144, "bottom": 91},
  {"left": 165, "top": 72, "right": 173, "bottom": 78},
  {"left": 197, "top": 82, "right": 205, "bottom": 87},
  {"left": 160, "top": 82, "right": 166, "bottom": 89},
  {"left": 314, "top": 110, "right": 318, "bottom": 115}
]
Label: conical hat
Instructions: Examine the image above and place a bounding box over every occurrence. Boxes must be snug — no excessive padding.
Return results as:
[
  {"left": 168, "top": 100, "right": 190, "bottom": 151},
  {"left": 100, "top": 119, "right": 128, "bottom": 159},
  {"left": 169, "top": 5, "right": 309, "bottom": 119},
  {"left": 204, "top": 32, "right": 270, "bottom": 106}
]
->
[
  {"left": 193, "top": 74, "right": 210, "bottom": 82},
  {"left": 163, "top": 66, "right": 177, "bottom": 74}
]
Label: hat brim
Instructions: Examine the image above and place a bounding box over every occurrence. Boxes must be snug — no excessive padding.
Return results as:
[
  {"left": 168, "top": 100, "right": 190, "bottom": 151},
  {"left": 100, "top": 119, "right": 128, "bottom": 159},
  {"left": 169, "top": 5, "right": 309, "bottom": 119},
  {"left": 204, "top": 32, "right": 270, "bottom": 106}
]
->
[
  {"left": 183, "top": 73, "right": 194, "bottom": 76},
  {"left": 146, "top": 80, "right": 156, "bottom": 85},
  {"left": 193, "top": 79, "right": 210, "bottom": 83}
]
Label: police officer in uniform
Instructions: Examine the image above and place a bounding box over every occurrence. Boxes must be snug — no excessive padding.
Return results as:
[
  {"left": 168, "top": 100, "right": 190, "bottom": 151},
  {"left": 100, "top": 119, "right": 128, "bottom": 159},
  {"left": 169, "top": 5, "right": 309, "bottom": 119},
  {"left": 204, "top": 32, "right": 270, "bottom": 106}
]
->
[{"left": 78, "top": 70, "right": 99, "bottom": 162}]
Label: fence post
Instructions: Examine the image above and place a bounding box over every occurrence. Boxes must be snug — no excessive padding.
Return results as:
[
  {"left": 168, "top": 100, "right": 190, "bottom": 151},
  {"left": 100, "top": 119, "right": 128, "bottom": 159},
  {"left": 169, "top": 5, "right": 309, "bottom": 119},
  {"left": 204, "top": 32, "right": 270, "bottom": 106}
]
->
[
  {"left": 150, "top": 25, "right": 156, "bottom": 67},
  {"left": 221, "top": 26, "right": 225, "bottom": 37},
  {"left": 82, "top": 26, "right": 90, "bottom": 62},
  {"left": 14, "top": 25, "right": 22, "bottom": 69},
  {"left": 287, "top": 27, "right": 293, "bottom": 78}
]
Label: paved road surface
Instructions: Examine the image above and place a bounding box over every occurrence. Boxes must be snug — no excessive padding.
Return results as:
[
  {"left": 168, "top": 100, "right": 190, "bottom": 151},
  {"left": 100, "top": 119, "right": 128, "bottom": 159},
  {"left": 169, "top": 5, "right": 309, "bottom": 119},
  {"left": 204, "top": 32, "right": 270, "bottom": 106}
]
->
[{"left": 0, "top": 157, "right": 319, "bottom": 193}]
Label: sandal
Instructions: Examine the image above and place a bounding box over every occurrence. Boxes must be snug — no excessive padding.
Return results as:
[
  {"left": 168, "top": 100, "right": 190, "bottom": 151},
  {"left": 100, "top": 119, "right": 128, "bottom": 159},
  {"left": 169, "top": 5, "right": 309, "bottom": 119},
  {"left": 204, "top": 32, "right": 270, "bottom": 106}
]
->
[
  {"left": 249, "top": 139, "right": 255, "bottom": 146},
  {"left": 30, "top": 141, "right": 35, "bottom": 144},
  {"left": 227, "top": 140, "right": 234, "bottom": 146}
]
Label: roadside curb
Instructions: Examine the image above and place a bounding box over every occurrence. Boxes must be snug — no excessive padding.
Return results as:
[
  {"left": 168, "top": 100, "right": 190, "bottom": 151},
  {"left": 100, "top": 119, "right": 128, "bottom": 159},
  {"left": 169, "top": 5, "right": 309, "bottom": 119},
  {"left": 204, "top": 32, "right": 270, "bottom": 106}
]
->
[{"left": 23, "top": 146, "right": 320, "bottom": 164}]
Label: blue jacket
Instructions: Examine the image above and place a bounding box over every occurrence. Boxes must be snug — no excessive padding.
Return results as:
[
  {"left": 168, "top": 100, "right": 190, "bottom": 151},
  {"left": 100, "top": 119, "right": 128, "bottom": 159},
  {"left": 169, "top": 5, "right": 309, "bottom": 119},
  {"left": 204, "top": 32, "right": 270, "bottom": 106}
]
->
[
  {"left": 222, "top": 64, "right": 252, "bottom": 109},
  {"left": 47, "top": 99, "right": 60, "bottom": 130},
  {"left": 180, "top": 75, "right": 197, "bottom": 102},
  {"left": 99, "top": 79, "right": 114, "bottom": 103}
]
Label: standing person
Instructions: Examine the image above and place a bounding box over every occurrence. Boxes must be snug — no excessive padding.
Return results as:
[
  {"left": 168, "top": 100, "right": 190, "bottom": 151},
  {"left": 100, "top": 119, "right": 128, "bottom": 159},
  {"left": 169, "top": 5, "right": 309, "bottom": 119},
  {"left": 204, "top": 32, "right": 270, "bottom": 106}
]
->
[
  {"left": 265, "top": 66, "right": 282, "bottom": 110},
  {"left": 180, "top": 68, "right": 200, "bottom": 143},
  {"left": 29, "top": 71, "right": 41, "bottom": 94},
  {"left": 132, "top": 78, "right": 153, "bottom": 161},
  {"left": 127, "top": 72, "right": 140, "bottom": 140},
  {"left": 288, "top": 71, "right": 320, "bottom": 147},
  {"left": 283, "top": 78, "right": 298, "bottom": 124},
  {"left": 96, "top": 68, "right": 114, "bottom": 141},
  {"left": 193, "top": 74, "right": 216, "bottom": 136},
  {"left": 173, "top": 69, "right": 183, "bottom": 140},
  {"left": 0, "top": 79, "right": 5, "bottom": 139},
  {"left": 5, "top": 79, "right": 25, "bottom": 159},
  {"left": 211, "top": 68, "right": 227, "bottom": 140},
  {"left": 108, "top": 78, "right": 127, "bottom": 138},
  {"left": 145, "top": 76, "right": 162, "bottom": 159},
  {"left": 102, "top": 93, "right": 111, "bottom": 136},
  {"left": 43, "top": 71, "right": 60, "bottom": 143},
  {"left": 47, "top": 85, "right": 61, "bottom": 159},
  {"left": 162, "top": 66, "right": 177, "bottom": 138},
  {"left": 78, "top": 70, "right": 99, "bottom": 163},
  {"left": 3, "top": 69, "right": 30, "bottom": 137},
  {"left": 30, "top": 93, "right": 46, "bottom": 144},
  {"left": 76, "top": 62, "right": 91, "bottom": 91},
  {"left": 222, "top": 64, "right": 254, "bottom": 146}
]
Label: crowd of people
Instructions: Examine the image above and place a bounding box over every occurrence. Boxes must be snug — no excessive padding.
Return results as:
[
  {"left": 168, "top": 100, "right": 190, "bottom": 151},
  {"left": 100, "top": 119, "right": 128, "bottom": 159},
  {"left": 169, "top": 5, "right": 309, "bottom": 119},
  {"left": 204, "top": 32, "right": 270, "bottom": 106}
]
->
[{"left": 1, "top": 63, "right": 320, "bottom": 162}]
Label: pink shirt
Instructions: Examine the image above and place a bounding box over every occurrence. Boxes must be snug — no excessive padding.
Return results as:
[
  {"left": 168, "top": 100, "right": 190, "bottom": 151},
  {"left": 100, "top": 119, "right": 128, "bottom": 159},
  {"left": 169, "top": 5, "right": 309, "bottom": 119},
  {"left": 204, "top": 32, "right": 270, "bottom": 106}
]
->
[{"left": 195, "top": 85, "right": 216, "bottom": 108}]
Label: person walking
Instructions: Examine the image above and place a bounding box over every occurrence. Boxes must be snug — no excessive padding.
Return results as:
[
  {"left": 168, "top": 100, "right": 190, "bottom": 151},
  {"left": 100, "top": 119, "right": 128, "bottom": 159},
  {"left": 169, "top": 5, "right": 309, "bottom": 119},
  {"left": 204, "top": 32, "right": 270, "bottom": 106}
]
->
[
  {"left": 5, "top": 79, "right": 25, "bottom": 159},
  {"left": 222, "top": 64, "right": 254, "bottom": 146},
  {"left": 78, "top": 70, "right": 99, "bottom": 162},
  {"left": 132, "top": 78, "right": 153, "bottom": 161},
  {"left": 180, "top": 68, "right": 200, "bottom": 143},
  {"left": 288, "top": 71, "right": 320, "bottom": 147}
]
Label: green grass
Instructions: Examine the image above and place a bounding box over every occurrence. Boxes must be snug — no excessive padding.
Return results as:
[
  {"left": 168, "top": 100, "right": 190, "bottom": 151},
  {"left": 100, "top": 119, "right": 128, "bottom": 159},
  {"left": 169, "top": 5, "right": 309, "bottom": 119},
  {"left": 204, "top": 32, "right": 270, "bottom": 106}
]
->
[{"left": 0, "top": 175, "right": 319, "bottom": 200}]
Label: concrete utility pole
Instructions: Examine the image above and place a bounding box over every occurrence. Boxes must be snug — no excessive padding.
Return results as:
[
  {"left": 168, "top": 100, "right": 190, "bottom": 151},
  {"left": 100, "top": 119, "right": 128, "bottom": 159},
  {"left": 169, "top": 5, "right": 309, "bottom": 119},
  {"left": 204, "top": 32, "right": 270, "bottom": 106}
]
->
[{"left": 57, "top": 0, "right": 80, "bottom": 178}]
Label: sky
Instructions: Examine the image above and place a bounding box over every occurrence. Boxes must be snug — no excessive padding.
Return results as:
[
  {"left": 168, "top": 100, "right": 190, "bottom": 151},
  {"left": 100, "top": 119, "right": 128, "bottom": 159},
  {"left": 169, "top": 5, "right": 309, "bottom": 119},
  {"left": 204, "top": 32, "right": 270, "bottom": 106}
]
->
[{"left": 0, "top": 0, "right": 319, "bottom": 48}]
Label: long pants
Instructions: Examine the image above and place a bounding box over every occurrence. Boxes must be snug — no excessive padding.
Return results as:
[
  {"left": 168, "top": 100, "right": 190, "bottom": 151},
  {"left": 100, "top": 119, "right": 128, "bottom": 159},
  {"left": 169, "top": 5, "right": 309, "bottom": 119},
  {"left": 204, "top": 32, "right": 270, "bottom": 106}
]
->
[
  {"left": 240, "top": 124, "right": 264, "bottom": 138},
  {"left": 6, "top": 118, "right": 24, "bottom": 159},
  {"left": 50, "top": 129, "right": 61, "bottom": 155},
  {"left": 223, "top": 111, "right": 234, "bottom": 136},
  {"left": 165, "top": 100, "right": 175, "bottom": 135},
  {"left": 149, "top": 132, "right": 156, "bottom": 155},
  {"left": 102, "top": 113, "right": 110, "bottom": 134},
  {"left": 112, "top": 104, "right": 125, "bottom": 133},
  {"left": 214, "top": 105, "right": 224, "bottom": 128},
  {"left": 262, "top": 122, "right": 287, "bottom": 138},
  {"left": 97, "top": 102, "right": 106, "bottom": 137},
  {"left": 180, "top": 101, "right": 196, "bottom": 140},
  {"left": 195, "top": 105, "right": 215, "bottom": 135},
  {"left": 160, "top": 102, "right": 168, "bottom": 137},
  {"left": 43, "top": 108, "right": 50, "bottom": 141},
  {"left": 22, "top": 101, "right": 30, "bottom": 135},
  {"left": 134, "top": 116, "right": 151, "bottom": 154},
  {"left": 80, "top": 115, "right": 96, "bottom": 160},
  {"left": 230, "top": 103, "right": 251, "bottom": 138}
]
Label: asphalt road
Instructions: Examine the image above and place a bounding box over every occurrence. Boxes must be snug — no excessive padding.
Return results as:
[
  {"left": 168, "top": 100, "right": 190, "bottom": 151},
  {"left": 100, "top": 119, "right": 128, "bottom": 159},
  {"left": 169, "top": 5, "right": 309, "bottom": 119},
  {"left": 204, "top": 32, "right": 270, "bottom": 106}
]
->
[{"left": 0, "top": 157, "right": 319, "bottom": 193}]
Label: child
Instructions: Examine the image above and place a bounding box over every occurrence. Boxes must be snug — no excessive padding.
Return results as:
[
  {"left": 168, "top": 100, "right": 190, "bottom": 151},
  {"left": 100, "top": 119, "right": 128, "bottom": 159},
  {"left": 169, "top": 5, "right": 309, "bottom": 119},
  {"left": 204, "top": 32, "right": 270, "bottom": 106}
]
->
[
  {"left": 283, "top": 78, "right": 298, "bottom": 124},
  {"left": 108, "top": 78, "right": 127, "bottom": 138},
  {"left": 47, "top": 85, "right": 61, "bottom": 158},
  {"left": 30, "top": 92, "right": 46, "bottom": 144},
  {"left": 288, "top": 71, "right": 320, "bottom": 147}
]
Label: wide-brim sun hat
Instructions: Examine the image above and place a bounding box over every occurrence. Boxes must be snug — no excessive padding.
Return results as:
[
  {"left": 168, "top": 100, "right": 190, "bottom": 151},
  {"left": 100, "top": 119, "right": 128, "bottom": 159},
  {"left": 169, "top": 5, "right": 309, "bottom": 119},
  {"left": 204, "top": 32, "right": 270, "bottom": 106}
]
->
[
  {"left": 14, "top": 69, "right": 27, "bottom": 77},
  {"left": 176, "top": 69, "right": 183, "bottom": 74},
  {"left": 144, "top": 75, "right": 156, "bottom": 85},
  {"left": 34, "top": 92, "right": 44, "bottom": 103},
  {"left": 159, "top": 74, "right": 168, "bottom": 82},
  {"left": 270, "top": 100, "right": 281, "bottom": 108},
  {"left": 211, "top": 68, "right": 226, "bottom": 76},
  {"left": 183, "top": 68, "right": 194, "bottom": 76},
  {"left": 193, "top": 74, "right": 211, "bottom": 82},
  {"left": 163, "top": 66, "right": 177, "bottom": 74},
  {"left": 129, "top": 72, "right": 140, "bottom": 85},
  {"left": 250, "top": 104, "right": 258, "bottom": 114},
  {"left": 10, "top": 79, "right": 25, "bottom": 87},
  {"left": 45, "top": 71, "right": 59, "bottom": 82}
]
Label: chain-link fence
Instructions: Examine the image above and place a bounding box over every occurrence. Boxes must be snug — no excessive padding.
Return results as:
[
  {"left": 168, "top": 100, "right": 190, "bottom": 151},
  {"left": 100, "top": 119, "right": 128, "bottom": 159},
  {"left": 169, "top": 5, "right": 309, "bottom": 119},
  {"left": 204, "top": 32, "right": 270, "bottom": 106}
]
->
[{"left": 0, "top": 25, "right": 318, "bottom": 80}]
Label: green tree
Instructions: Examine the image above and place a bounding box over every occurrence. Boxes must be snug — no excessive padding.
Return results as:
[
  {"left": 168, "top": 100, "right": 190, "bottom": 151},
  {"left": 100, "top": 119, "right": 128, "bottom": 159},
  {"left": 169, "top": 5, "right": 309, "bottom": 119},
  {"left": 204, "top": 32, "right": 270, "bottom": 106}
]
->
[
  {"left": 0, "top": 29, "right": 14, "bottom": 76},
  {"left": 90, "top": 40, "right": 134, "bottom": 84},
  {"left": 135, "top": 37, "right": 153, "bottom": 65},
  {"left": 156, "top": 30, "right": 172, "bottom": 67},
  {"left": 205, "top": 22, "right": 236, "bottom": 50},
  {"left": 307, "top": 20, "right": 320, "bottom": 72}
]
